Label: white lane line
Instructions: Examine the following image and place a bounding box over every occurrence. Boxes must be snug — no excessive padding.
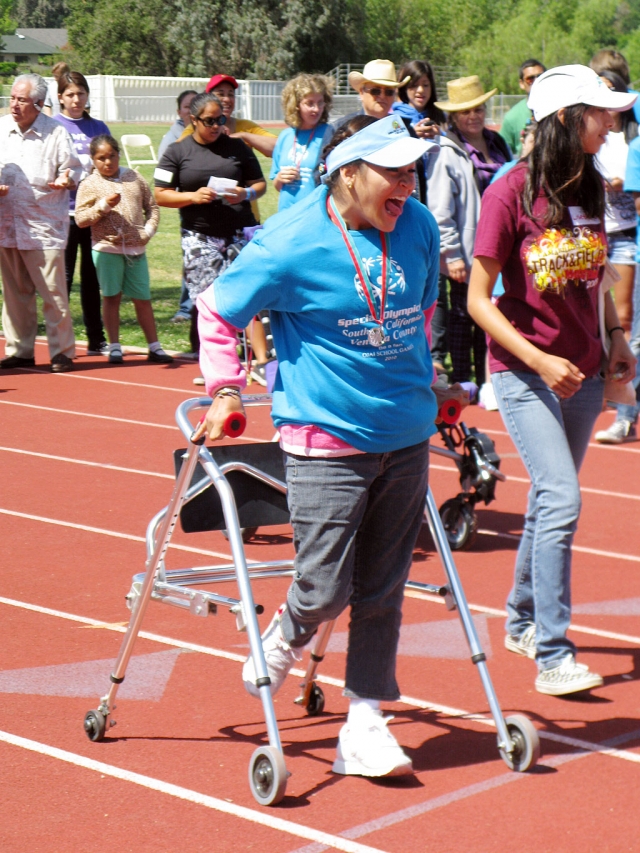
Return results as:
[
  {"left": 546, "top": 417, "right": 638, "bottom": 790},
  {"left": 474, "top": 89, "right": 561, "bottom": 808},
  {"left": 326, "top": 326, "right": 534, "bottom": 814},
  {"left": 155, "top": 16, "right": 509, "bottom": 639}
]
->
[
  {"left": 3, "top": 595, "right": 640, "bottom": 762},
  {"left": 0, "top": 399, "right": 177, "bottom": 430},
  {"left": 430, "top": 463, "right": 640, "bottom": 501},
  {"left": 0, "top": 730, "right": 388, "bottom": 853},
  {"left": 0, "top": 401, "right": 268, "bottom": 443},
  {"left": 405, "top": 589, "right": 640, "bottom": 646},
  {"left": 0, "top": 446, "right": 174, "bottom": 480},
  {"left": 0, "top": 508, "right": 236, "bottom": 561}
]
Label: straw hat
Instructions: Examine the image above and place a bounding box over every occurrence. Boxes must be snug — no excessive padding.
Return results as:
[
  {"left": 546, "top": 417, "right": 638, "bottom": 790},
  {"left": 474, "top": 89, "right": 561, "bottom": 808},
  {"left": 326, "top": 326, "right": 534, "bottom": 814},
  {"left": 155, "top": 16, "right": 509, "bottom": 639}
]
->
[
  {"left": 348, "top": 59, "right": 410, "bottom": 92},
  {"left": 433, "top": 76, "right": 498, "bottom": 112}
]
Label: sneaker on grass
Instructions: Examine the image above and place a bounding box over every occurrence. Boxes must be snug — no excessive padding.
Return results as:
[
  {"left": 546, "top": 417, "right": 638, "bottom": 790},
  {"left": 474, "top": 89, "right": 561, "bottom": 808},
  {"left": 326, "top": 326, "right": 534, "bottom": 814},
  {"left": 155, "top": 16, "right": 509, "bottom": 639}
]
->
[
  {"left": 332, "top": 712, "right": 413, "bottom": 777},
  {"left": 535, "top": 656, "right": 603, "bottom": 696},
  {"left": 594, "top": 418, "right": 637, "bottom": 444},
  {"left": 242, "top": 604, "right": 303, "bottom": 697},
  {"left": 505, "top": 623, "right": 536, "bottom": 660}
]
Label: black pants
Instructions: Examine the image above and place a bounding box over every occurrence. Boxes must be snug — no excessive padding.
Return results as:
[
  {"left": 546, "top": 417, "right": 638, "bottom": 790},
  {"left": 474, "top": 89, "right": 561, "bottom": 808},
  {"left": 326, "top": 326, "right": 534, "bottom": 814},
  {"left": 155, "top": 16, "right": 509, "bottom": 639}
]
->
[
  {"left": 65, "top": 217, "right": 106, "bottom": 350},
  {"left": 449, "top": 280, "right": 486, "bottom": 387},
  {"left": 430, "top": 273, "right": 449, "bottom": 367}
]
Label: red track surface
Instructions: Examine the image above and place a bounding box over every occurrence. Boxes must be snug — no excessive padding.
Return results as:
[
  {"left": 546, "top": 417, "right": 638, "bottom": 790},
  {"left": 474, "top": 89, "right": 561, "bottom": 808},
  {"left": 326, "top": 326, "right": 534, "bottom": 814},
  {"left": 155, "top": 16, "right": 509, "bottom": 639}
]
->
[{"left": 2, "top": 339, "right": 640, "bottom": 852}]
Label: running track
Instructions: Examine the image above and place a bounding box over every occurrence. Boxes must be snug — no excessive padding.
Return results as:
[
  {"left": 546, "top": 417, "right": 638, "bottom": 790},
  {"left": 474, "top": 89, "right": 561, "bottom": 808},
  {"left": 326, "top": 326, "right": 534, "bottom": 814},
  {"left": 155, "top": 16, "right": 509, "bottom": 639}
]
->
[{"left": 1, "top": 339, "right": 640, "bottom": 852}]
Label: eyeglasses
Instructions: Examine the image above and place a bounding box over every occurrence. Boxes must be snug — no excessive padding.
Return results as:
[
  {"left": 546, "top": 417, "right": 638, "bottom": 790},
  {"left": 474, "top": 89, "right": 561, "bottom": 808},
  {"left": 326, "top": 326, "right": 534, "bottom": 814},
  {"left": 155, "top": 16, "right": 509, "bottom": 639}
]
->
[
  {"left": 523, "top": 74, "right": 542, "bottom": 85},
  {"left": 195, "top": 114, "right": 227, "bottom": 127},
  {"left": 362, "top": 86, "right": 396, "bottom": 97}
]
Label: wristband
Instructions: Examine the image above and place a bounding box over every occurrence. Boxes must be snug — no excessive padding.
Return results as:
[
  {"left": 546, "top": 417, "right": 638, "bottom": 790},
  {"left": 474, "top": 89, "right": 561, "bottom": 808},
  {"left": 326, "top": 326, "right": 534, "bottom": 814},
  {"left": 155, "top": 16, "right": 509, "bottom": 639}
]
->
[
  {"left": 246, "top": 186, "right": 257, "bottom": 202},
  {"left": 607, "top": 326, "right": 625, "bottom": 336}
]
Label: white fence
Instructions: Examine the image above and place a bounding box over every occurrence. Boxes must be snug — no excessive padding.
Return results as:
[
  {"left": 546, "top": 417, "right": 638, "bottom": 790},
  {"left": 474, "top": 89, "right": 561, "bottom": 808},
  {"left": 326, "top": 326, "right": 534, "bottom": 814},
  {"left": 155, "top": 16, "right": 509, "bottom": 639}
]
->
[{"left": 0, "top": 77, "right": 526, "bottom": 126}]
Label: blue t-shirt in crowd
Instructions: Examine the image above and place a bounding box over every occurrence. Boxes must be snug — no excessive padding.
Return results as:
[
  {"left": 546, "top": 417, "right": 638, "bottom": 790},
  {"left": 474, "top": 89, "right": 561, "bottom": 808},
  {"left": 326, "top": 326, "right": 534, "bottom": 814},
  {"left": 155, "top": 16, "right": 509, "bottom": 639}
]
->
[
  {"left": 391, "top": 101, "right": 427, "bottom": 124},
  {"left": 624, "top": 135, "right": 640, "bottom": 262},
  {"left": 54, "top": 113, "right": 111, "bottom": 211},
  {"left": 269, "top": 124, "right": 332, "bottom": 210},
  {"left": 213, "top": 184, "right": 440, "bottom": 452}
]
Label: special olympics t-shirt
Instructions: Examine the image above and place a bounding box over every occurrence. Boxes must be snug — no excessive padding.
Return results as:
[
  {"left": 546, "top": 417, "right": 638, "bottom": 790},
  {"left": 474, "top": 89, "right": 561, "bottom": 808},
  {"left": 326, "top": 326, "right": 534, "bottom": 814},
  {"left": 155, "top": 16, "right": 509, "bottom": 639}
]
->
[{"left": 474, "top": 163, "right": 605, "bottom": 378}]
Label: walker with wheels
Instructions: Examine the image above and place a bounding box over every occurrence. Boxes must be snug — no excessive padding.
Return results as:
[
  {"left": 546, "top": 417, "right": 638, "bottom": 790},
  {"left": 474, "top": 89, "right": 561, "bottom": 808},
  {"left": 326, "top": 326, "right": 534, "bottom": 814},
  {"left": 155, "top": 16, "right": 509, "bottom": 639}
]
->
[{"left": 83, "top": 396, "right": 540, "bottom": 807}]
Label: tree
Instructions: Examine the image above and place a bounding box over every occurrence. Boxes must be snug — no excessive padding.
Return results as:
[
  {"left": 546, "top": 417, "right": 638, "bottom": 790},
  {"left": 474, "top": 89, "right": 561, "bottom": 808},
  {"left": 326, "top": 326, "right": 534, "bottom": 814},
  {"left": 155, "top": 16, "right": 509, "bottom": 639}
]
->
[{"left": 15, "top": 0, "right": 68, "bottom": 28}]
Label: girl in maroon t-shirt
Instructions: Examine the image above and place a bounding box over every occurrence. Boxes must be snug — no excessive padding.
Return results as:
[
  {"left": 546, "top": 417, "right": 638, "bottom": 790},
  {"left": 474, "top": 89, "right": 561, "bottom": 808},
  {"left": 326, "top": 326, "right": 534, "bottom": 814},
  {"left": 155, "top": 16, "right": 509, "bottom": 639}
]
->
[{"left": 468, "top": 65, "right": 636, "bottom": 697}]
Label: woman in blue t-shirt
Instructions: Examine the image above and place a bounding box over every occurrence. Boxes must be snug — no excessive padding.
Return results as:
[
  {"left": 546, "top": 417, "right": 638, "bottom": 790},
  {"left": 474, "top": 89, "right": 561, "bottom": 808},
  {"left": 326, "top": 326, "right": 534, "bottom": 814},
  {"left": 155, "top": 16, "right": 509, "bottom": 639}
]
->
[
  {"left": 195, "top": 115, "right": 468, "bottom": 780},
  {"left": 270, "top": 74, "right": 334, "bottom": 210},
  {"left": 55, "top": 72, "right": 110, "bottom": 354}
]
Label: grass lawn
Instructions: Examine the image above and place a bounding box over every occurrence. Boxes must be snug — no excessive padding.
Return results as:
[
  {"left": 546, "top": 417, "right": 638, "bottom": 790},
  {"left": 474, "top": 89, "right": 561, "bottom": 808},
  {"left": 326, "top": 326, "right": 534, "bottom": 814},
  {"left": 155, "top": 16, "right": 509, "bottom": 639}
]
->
[{"left": 0, "top": 122, "right": 282, "bottom": 355}]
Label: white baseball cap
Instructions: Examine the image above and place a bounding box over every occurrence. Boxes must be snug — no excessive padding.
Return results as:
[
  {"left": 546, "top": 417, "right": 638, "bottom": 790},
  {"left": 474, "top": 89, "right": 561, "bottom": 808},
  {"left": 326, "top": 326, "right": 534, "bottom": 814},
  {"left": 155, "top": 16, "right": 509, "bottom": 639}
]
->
[
  {"left": 325, "top": 114, "right": 435, "bottom": 177},
  {"left": 528, "top": 64, "right": 637, "bottom": 121}
]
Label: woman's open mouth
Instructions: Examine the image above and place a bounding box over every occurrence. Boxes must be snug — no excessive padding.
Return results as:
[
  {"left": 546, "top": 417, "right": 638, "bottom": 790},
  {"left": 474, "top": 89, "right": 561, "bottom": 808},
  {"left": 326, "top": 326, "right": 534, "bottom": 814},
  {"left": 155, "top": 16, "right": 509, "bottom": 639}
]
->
[{"left": 384, "top": 196, "right": 405, "bottom": 217}]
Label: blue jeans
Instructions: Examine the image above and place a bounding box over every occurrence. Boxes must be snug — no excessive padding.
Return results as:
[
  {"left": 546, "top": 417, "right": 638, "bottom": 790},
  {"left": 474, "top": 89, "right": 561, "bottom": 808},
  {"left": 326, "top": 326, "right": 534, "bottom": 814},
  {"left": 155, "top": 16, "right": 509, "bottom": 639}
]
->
[
  {"left": 617, "top": 264, "right": 640, "bottom": 423},
  {"left": 172, "top": 278, "right": 193, "bottom": 320},
  {"left": 280, "top": 441, "right": 430, "bottom": 701},
  {"left": 492, "top": 371, "right": 604, "bottom": 670}
]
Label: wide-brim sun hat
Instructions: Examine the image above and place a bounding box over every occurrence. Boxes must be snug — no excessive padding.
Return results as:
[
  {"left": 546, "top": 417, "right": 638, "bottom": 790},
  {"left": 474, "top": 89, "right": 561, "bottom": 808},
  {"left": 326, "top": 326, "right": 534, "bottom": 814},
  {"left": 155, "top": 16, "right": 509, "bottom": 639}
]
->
[
  {"left": 348, "top": 60, "right": 410, "bottom": 92},
  {"left": 206, "top": 74, "right": 238, "bottom": 93},
  {"left": 324, "top": 114, "right": 437, "bottom": 178},
  {"left": 528, "top": 64, "right": 637, "bottom": 121},
  {"left": 433, "top": 76, "right": 497, "bottom": 112}
]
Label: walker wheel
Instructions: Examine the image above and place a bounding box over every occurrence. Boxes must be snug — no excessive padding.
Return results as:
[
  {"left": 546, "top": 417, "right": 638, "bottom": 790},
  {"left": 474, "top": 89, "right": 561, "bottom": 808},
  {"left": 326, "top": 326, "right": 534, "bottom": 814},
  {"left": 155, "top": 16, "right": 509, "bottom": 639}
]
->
[
  {"left": 248, "top": 746, "right": 287, "bottom": 806},
  {"left": 498, "top": 714, "right": 540, "bottom": 772},
  {"left": 306, "top": 683, "right": 325, "bottom": 716},
  {"left": 84, "top": 709, "right": 107, "bottom": 742},
  {"left": 439, "top": 498, "right": 477, "bottom": 550}
]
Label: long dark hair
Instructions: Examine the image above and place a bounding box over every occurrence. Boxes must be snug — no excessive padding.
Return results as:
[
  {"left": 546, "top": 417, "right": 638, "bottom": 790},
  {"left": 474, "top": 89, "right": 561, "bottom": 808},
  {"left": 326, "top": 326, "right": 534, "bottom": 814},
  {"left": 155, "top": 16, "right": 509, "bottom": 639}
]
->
[
  {"left": 397, "top": 60, "right": 446, "bottom": 125},
  {"left": 524, "top": 104, "right": 605, "bottom": 227}
]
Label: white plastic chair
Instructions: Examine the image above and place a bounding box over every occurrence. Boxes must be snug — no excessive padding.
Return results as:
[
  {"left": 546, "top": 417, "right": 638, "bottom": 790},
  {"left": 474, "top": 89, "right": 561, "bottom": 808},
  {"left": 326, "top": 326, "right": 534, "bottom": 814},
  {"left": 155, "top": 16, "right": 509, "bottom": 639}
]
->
[{"left": 120, "top": 134, "right": 157, "bottom": 169}]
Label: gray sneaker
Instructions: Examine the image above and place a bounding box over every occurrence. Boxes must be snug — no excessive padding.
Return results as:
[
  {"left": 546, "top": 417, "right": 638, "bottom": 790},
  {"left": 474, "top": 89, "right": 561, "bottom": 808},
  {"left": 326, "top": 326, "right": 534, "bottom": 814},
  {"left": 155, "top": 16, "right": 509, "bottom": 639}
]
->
[
  {"left": 505, "top": 623, "right": 536, "bottom": 659},
  {"left": 535, "top": 656, "right": 603, "bottom": 696},
  {"left": 594, "top": 419, "right": 637, "bottom": 444}
]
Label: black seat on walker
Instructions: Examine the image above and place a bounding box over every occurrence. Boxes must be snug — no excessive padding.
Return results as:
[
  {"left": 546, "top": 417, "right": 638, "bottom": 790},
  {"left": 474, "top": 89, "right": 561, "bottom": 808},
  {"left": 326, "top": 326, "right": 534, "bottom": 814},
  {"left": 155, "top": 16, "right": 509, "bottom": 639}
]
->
[{"left": 173, "top": 442, "right": 289, "bottom": 533}]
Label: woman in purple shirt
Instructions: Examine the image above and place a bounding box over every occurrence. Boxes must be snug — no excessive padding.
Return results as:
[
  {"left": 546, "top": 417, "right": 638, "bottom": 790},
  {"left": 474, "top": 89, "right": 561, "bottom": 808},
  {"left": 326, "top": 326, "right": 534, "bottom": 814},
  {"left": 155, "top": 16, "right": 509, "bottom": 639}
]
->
[
  {"left": 435, "top": 75, "right": 511, "bottom": 195},
  {"left": 55, "top": 72, "right": 110, "bottom": 354}
]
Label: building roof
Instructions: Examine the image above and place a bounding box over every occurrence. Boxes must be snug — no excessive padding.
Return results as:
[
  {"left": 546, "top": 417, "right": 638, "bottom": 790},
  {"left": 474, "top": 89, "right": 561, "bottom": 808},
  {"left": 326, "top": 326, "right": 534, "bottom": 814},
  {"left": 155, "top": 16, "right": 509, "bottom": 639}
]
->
[
  {"left": 15, "top": 28, "right": 68, "bottom": 50},
  {"left": 0, "top": 34, "right": 57, "bottom": 55}
]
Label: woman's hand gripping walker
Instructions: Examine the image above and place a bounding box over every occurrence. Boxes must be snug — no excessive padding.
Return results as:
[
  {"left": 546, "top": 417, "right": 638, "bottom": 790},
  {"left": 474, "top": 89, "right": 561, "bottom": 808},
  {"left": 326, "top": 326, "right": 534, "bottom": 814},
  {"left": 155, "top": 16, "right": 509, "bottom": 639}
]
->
[{"left": 191, "top": 387, "right": 247, "bottom": 442}]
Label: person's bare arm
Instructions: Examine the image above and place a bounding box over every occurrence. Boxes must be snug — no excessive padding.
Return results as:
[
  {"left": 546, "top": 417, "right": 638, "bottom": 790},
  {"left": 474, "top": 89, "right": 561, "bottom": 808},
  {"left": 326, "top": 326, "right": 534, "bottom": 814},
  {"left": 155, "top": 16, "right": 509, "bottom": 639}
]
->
[
  {"left": 231, "top": 131, "right": 277, "bottom": 157},
  {"left": 154, "top": 186, "right": 216, "bottom": 208},
  {"left": 467, "top": 256, "right": 586, "bottom": 398}
]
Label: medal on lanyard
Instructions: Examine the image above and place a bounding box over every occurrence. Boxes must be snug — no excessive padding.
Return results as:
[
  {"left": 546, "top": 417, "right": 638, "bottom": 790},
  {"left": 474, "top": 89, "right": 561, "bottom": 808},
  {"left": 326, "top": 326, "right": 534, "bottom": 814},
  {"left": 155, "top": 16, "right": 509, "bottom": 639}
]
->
[
  {"left": 327, "top": 195, "right": 389, "bottom": 347},
  {"left": 291, "top": 126, "right": 318, "bottom": 168}
]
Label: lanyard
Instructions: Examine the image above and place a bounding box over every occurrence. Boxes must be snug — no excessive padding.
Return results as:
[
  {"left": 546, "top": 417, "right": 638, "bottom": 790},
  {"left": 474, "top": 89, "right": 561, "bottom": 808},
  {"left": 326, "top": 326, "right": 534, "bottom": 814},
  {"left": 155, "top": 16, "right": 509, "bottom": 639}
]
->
[
  {"left": 290, "top": 126, "right": 318, "bottom": 168},
  {"left": 327, "top": 194, "right": 389, "bottom": 346}
]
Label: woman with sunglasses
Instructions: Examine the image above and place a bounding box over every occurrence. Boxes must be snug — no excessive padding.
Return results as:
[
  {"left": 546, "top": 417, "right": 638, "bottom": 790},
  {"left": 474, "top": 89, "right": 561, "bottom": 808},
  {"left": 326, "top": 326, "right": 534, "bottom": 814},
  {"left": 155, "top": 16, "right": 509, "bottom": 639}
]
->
[
  {"left": 194, "top": 114, "right": 466, "bottom": 778},
  {"left": 154, "top": 92, "right": 266, "bottom": 355}
]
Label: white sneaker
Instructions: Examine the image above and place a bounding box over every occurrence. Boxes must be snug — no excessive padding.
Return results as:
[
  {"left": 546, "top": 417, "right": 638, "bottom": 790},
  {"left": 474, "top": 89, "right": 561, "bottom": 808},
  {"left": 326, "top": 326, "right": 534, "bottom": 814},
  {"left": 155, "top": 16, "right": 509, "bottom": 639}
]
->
[
  {"left": 505, "top": 623, "right": 536, "bottom": 660},
  {"left": 535, "top": 655, "right": 603, "bottom": 696},
  {"left": 594, "top": 419, "right": 637, "bottom": 444},
  {"left": 242, "top": 604, "right": 302, "bottom": 697},
  {"left": 332, "top": 713, "right": 414, "bottom": 777},
  {"left": 478, "top": 382, "right": 499, "bottom": 411}
]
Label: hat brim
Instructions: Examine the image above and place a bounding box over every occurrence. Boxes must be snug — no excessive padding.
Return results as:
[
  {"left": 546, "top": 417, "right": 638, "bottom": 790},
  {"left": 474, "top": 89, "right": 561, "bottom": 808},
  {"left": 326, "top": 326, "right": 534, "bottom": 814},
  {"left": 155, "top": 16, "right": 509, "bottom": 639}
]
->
[
  {"left": 530, "top": 88, "right": 638, "bottom": 121},
  {"left": 433, "top": 88, "right": 498, "bottom": 112},
  {"left": 363, "top": 136, "right": 433, "bottom": 169},
  {"left": 348, "top": 71, "right": 411, "bottom": 92}
]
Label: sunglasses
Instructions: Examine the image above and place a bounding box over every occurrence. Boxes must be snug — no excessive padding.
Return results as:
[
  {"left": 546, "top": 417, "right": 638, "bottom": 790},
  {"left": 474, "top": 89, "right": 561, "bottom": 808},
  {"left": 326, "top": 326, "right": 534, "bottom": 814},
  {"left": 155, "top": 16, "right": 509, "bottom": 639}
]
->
[
  {"left": 194, "top": 114, "right": 227, "bottom": 127},
  {"left": 362, "top": 86, "right": 396, "bottom": 97},
  {"left": 523, "top": 74, "right": 542, "bottom": 85}
]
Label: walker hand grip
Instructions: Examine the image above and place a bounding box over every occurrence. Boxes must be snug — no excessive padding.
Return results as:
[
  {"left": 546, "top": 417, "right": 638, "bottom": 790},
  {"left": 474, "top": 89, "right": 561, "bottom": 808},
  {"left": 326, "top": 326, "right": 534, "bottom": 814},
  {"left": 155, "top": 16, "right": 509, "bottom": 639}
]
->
[
  {"left": 439, "top": 398, "right": 462, "bottom": 425},
  {"left": 189, "top": 412, "right": 246, "bottom": 444},
  {"left": 223, "top": 411, "right": 246, "bottom": 438}
]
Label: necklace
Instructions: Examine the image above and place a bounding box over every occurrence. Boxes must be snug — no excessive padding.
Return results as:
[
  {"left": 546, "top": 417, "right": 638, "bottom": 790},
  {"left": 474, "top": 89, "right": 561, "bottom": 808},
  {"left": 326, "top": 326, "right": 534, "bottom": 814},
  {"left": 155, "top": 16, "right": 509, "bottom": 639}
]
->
[
  {"left": 327, "top": 194, "right": 389, "bottom": 347},
  {"left": 291, "top": 125, "right": 319, "bottom": 168}
]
